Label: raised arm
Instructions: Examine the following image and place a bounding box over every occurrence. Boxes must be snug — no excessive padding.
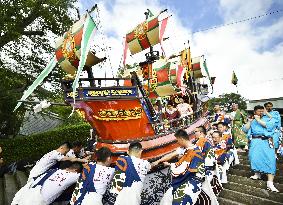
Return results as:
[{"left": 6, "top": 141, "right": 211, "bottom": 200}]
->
[
  {"left": 188, "top": 104, "right": 193, "bottom": 115},
  {"left": 151, "top": 150, "right": 179, "bottom": 167},
  {"left": 254, "top": 115, "right": 266, "bottom": 127},
  {"left": 243, "top": 119, "right": 252, "bottom": 132},
  {"left": 61, "top": 156, "right": 88, "bottom": 163}
]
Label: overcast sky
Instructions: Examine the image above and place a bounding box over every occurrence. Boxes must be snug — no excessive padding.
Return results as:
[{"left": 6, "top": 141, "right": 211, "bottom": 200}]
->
[{"left": 76, "top": 0, "right": 283, "bottom": 100}]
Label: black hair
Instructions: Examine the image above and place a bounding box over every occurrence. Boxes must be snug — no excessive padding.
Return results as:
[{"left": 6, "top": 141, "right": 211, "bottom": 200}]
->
[
  {"left": 129, "top": 142, "right": 143, "bottom": 152},
  {"left": 72, "top": 141, "right": 83, "bottom": 148},
  {"left": 60, "top": 142, "right": 71, "bottom": 149},
  {"left": 175, "top": 129, "right": 189, "bottom": 140},
  {"left": 264, "top": 102, "right": 273, "bottom": 107},
  {"left": 197, "top": 126, "right": 207, "bottom": 135},
  {"left": 96, "top": 147, "right": 112, "bottom": 162},
  {"left": 212, "top": 131, "right": 221, "bottom": 137},
  {"left": 68, "top": 162, "right": 83, "bottom": 172},
  {"left": 59, "top": 160, "right": 73, "bottom": 169},
  {"left": 217, "top": 122, "right": 228, "bottom": 127},
  {"left": 254, "top": 105, "right": 264, "bottom": 112}
]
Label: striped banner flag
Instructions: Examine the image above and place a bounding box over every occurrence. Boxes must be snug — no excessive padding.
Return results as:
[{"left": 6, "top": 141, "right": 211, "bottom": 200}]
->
[
  {"left": 14, "top": 56, "right": 57, "bottom": 111},
  {"left": 203, "top": 59, "right": 212, "bottom": 85},
  {"left": 71, "top": 13, "right": 98, "bottom": 101},
  {"left": 191, "top": 56, "right": 204, "bottom": 78},
  {"left": 55, "top": 13, "right": 99, "bottom": 75},
  {"left": 126, "top": 16, "right": 160, "bottom": 54}
]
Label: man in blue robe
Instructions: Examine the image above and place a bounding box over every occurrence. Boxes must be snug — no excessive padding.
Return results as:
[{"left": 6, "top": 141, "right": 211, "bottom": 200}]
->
[
  {"left": 264, "top": 102, "right": 281, "bottom": 150},
  {"left": 242, "top": 105, "right": 278, "bottom": 192},
  {"left": 108, "top": 142, "right": 152, "bottom": 205},
  {"left": 70, "top": 147, "right": 114, "bottom": 205}
]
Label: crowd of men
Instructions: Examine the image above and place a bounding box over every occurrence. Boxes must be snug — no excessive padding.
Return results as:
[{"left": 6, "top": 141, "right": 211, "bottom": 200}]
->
[{"left": 10, "top": 102, "right": 282, "bottom": 205}]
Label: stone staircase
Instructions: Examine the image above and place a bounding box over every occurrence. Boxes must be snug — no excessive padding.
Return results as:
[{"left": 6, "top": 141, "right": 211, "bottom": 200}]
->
[
  {"left": 218, "top": 152, "right": 283, "bottom": 205},
  {"left": 0, "top": 152, "right": 282, "bottom": 205}
]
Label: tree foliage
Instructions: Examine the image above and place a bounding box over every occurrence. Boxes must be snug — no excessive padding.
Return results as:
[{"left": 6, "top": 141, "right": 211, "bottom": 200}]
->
[
  {"left": 208, "top": 93, "right": 247, "bottom": 113},
  {"left": 0, "top": 68, "right": 26, "bottom": 137},
  {"left": 0, "top": 0, "right": 82, "bottom": 137},
  {"left": 0, "top": 0, "right": 78, "bottom": 87}
]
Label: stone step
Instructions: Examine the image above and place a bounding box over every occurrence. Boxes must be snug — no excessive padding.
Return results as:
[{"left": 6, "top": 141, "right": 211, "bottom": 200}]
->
[
  {"left": 236, "top": 151, "right": 248, "bottom": 156},
  {"left": 218, "top": 197, "right": 246, "bottom": 205},
  {"left": 3, "top": 174, "right": 18, "bottom": 205},
  {"left": 238, "top": 155, "right": 248, "bottom": 159},
  {"left": 223, "top": 181, "right": 283, "bottom": 203},
  {"left": 229, "top": 169, "right": 283, "bottom": 184},
  {"left": 0, "top": 178, "right": 4, "bottom": 205},
  {"left": 233, "top": 164, "right": 282, "bottom": 176},
  {"left": 15, "top": 171, "right": 28, "bottom": 189},
  {"left": 227, "top": 174, "right": 283, "bottom": 192},
  {"left": 219, "top": 188, "right": 283, "bottom": 205}
]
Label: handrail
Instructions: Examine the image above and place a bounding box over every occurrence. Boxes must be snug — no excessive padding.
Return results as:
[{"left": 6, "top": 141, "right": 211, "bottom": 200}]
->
[
  {"left": 152, "top": 109, "right": 203, "bottom": 135},
  {"left": 77, "top": 77, "right": 132, "bottom": 81}
]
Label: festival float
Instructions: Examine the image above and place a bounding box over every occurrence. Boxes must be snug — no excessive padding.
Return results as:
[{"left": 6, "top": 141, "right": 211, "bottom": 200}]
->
[{"left": 15, "top": 5, "right": 213, "bottom": 163}]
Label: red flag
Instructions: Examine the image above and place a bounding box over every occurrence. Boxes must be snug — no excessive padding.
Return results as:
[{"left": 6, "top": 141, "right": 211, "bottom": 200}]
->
[
  {"left": 123, "top": 38, "right": 128, "bottom": 66},
  {"left": 177, "top": 65, "right": 184, "bottom": 87},
  {"left": 180, "top": 86, "right": 186, "bottom": 96},
  {"left": 159, "top": 17, "right": 168, "bottom": 56}
]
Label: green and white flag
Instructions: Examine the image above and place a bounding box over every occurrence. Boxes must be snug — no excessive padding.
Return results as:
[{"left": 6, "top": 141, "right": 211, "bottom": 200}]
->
[
  {"left": 203, "top": 59, "right": 212, "bottom": 85},
  {"left": 13, "top": 56, "right": 57, "bottom": 111},
  {"left": 72, "top": 13, "right": 98, "bottom": 102}
]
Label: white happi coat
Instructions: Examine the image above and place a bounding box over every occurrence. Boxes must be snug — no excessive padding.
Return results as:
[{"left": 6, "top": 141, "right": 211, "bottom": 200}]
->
[
  {"left": 19, "top": 169, "right": 79, "bottom": 205},
  {"left": 28, "top": 150, "right": 65, "bottom": 180}
]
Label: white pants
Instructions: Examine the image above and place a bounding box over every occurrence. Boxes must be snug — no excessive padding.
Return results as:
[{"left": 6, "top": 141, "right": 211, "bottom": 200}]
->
[
  {"left": 160, "top": 187, "right": 173, "bottom": 205},
  {"left": 114, "top": 181, "right": 143, "bottom": 205},
  {"left": 11, "top": 181, "right": 33, "bottom": 205},
  {"left": 81, "top": 192, "right": 103, "bottom": 205},
  {"left": 231, "top": 148, "right": 240, "bottom": 165},
  {"left": 160, "top": 178, "right": 219, "bottom": 205},
  {"left": 216, "top": 163, "right": 228, "bottom": 184},
  {"left": 18, "top": 186, "right": 47, "bottom": 205},
  {"left": 202, "top": 177, "right": 219, "bottom": 205}
]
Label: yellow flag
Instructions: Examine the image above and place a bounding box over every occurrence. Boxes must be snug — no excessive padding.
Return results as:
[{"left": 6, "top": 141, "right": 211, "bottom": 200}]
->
[
  {"left": 231, "top": 70, "right": 238, "bottom": 85},
  {"left": 180, "top": 48, "right": 191, "bottom": 80}
]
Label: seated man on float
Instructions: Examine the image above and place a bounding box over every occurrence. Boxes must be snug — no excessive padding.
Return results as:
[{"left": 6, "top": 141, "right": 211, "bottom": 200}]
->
[
  {"left": 154, "top": 129, "right": 217, "bottom": 205},
  {"left": 217, "top": 122, "right": 239, "bottom": 166},
  {"left": 212, "top": 131, "right": 230, "bottom": 184},
  {"left": 13, "top": 162, "right": 82, "bottom": 205},
  {"left": 70, "top": 147, "right": 115, "bottom": 205},
  {"left": 176, "top": 98, "right": 193, "bottom": 125},
  {"left": 210, "top": 104, "right": 230, "bottom": 129},
  {"left": 108, "top": 142, "right": 154, "bottom": 205},
  {"left": 164, "top": 103, "right": 180, "bottom": 129}
]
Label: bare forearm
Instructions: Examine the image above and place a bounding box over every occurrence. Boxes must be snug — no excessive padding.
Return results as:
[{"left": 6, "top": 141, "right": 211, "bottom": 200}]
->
[
  {"left": 62, "top": 157, "right": 88, "bottom": 163},
  {"left": 256, "top": 119, "right": 266, "bottom": 127},
  {"left": 244, "top": 121, "right": 251, "bottom": 130},
  {"left": 155, "top": 151, "right": 178, "bottom": 164},
  {"left": 265, "top": 112, "right": 272, "bottom": 118}
]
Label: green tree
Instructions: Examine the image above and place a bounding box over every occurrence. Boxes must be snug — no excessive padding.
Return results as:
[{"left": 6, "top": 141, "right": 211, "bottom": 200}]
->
[
  {"left": 0, "top": 68, "right": 26, "bottom": 138},
  {"left": 208, "top": 93, "right": 247, "bottom": 113},
  {"left": 0, "top": 0, "right": 82, "bottom": 137},
  {"left": 0, "top": 0, "right": 78, "bottom": 88}
]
